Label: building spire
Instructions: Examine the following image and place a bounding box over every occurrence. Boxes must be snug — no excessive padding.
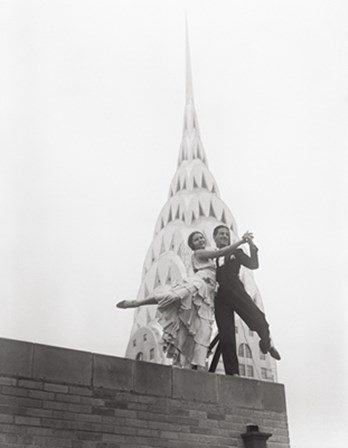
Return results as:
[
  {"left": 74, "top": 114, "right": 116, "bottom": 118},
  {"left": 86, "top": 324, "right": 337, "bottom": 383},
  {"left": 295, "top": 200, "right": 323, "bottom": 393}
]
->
[
  {"left": 125, "top": 27, "right": 277, "bottom": 384},
  {"left": 178, "top": 18, "right": 208, "bottom": 166},
  {"left": 185, "top": 17, "right": 194, "bottom": 104}
]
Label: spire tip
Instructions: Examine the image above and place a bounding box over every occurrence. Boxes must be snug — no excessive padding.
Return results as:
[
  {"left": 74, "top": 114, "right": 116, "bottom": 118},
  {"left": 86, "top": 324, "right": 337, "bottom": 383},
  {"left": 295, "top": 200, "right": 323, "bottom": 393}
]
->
[{"left": 185, "top": 17, "right": 194, "bottom": 103}]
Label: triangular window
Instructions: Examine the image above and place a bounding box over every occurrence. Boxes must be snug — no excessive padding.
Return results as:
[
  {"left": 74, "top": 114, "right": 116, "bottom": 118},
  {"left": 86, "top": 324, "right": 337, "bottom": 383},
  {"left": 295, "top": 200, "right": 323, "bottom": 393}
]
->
[
  {"left": 154, "top": 269, "right": 161, "bottom": 288},
  {"left": 209, "top": 202, "right": 216, "bottom": 219},
  {"left": 199, "top": 202, "right": 205, "bottom": 217},
  {"left": 201, "top": 174, "right": 208, "bottom": 189},
  {"left": 192, "top": 114, "right": 196, "bottom": 129},
  {"left": 146, "top": 308, "right": 151, "bottom": 324},
  {"left": 144, "top": 282, "right": 150, "bottom": 298},
  {"left": 159, "top": 238, "right": 166, "bottom": 255},
  {"left": 166, "top": 267, "right": 172, "bottom": 284},
  {"left": 170, "top": 234, "right": 176, "bottom": 250},
  {"left": 175, "top": 207, "right": 180, "bottom": 220},
  {"left": 191, "top": 210, "right": 196, "bottom": 224},
  {"left": 176, "top": 177, "right": 181, "bottom": 193}
]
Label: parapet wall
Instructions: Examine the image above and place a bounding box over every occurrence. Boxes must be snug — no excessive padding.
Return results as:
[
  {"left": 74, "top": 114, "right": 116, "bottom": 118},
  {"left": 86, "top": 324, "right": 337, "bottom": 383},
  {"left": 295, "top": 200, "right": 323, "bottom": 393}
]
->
[{"left": 0, "top": 338, "right": 290, "bottom": 447}]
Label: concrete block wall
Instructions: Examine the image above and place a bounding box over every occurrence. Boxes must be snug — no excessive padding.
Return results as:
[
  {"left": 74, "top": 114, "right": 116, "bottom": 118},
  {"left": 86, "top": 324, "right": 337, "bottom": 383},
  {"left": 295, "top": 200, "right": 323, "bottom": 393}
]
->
[{"left": 0, "top": 338, "right": 290, "bottom": 448}]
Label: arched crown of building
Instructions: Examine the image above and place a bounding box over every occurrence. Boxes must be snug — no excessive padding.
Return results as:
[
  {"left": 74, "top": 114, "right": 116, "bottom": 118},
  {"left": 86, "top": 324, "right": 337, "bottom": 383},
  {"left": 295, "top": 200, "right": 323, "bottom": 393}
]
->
[{"left": 124, "top": 24, "right": 277, "bottom": 382}]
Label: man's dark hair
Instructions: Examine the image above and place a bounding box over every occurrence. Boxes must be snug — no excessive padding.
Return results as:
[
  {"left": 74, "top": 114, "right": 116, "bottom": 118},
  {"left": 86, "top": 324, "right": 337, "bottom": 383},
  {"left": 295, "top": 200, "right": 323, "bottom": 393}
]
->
[{"left": 213, "top": 224, "right": 230, "bottom": 238}]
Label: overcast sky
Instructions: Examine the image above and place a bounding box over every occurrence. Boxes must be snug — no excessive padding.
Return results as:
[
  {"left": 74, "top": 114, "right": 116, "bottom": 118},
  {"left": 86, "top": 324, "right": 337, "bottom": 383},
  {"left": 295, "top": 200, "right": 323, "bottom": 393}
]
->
[{"left": 0, "top": 1, "right": 347, "bottom": 447}]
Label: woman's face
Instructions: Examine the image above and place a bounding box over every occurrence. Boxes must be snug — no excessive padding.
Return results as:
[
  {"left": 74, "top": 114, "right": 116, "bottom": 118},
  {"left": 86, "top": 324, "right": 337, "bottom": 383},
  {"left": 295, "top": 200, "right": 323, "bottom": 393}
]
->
[{"left": 191, "top": 232, "right": 206, "bottom": 250}]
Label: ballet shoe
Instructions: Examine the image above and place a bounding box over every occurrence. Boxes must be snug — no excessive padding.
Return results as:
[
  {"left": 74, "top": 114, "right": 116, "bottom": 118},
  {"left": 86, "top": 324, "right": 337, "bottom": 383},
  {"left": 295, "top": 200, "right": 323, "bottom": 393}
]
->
[{"left": 116, "top": 300, "right": 137, "bottom": 309}]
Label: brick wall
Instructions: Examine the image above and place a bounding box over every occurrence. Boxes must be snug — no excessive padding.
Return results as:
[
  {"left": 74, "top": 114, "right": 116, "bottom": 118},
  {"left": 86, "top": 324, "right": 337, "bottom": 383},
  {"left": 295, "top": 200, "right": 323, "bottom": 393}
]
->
[{"left": 0, "top": 338, "right": 290, "bottom": 448}]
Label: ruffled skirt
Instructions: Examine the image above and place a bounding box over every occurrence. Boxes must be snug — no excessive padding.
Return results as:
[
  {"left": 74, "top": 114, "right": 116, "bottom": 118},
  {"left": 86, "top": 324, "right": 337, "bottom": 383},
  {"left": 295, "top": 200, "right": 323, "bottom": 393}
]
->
[{"left": 154, "top": 270, "right": 216, "bottom": 368}]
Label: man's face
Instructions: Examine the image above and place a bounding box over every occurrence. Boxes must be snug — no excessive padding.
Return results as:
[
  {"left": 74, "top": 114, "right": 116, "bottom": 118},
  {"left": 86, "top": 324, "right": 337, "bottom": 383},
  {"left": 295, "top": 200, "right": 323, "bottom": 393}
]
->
[{"left": 214, "top": 227, "right": 230, "bottom": 248}]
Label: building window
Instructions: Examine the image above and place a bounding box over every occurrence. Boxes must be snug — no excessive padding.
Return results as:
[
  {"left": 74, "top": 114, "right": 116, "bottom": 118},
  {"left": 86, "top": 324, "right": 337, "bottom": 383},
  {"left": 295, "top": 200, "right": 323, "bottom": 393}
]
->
[
  {"left": 239, "top": 364, "right": 246, "bottom": 376},
  {"left": 249, "top": 329, "right": 254, "bottom": 337},
  {"left": 132, "top": 339, "right": 136, "bottom": 347},
  {"left": 238, "top": 343, "right": 252, "bottom": 359},
  {"left": 149, "top": 348, "right": 154, "bottom": 360},
  {"left": 259, "top": 349, "right": 266, "bottom": 360},
  {"left": 261, "top": 368, "right": 273, "bottom": 381},
  {"left": 235, "top": 326, "right": 238, "bottom": 334},
  {"left": 143, "top": 333, "right": 147, "bottom": 342},
  {"left": 247, "top": 365, "right": 254, "bottom": 378},
  {"left": 136, "top": 352, "right": 143, "bottom": 361}
]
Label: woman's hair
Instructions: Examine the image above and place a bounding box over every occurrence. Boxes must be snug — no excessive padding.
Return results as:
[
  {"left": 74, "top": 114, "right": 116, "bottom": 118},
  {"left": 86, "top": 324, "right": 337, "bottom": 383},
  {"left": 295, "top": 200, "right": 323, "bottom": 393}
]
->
[{"left": 187, "top": 231, "right": 204, "bottom": 250}]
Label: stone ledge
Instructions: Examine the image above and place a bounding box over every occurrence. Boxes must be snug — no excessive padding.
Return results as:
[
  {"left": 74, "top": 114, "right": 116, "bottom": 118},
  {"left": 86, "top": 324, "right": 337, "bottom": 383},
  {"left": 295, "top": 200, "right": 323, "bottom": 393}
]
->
[
  {"left": 173, "top": 367, "right": 219, "bottom": 403},
  {"left": 93, "top": 353, "right": 133, "bottom": 391},
  {"left": 32, "top": 343, "right": 93, "bottom": 385},
  {"left": 0, "top": 338, "right": 34, "bottom": 378},
  {"left": 0, "top": 337, "right": 286, "bottom": 413}
]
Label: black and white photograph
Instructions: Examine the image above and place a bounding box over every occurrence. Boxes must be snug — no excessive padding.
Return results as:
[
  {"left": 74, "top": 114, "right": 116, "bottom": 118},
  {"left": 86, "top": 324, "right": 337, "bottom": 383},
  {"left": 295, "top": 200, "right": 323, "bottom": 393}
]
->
[{"left": 0, "top": 1, "right": 347, "bottom": 447}]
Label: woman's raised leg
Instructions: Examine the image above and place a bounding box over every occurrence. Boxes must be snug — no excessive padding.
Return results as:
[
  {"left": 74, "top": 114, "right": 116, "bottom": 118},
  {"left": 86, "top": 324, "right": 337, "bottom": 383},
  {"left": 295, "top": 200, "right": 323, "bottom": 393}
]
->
[{"left": 116, "top": 296, "right": 159, "bottom": 309}]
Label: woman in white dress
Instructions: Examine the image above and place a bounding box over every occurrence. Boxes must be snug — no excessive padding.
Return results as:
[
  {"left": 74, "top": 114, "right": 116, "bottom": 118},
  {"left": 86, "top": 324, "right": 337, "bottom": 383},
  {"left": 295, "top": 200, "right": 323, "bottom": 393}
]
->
[{"left": 117, "top": 230, "right": 252, "bottom": 370}]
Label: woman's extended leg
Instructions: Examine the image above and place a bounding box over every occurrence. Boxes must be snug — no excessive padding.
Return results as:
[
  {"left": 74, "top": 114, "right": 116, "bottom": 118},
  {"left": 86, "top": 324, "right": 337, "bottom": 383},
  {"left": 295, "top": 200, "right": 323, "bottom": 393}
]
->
[
  {"left": 117, "top": 288, "right": 181, "bottom": 309},
  {"left": 116, "top": 296, "right": 158, "bottom": 309}
]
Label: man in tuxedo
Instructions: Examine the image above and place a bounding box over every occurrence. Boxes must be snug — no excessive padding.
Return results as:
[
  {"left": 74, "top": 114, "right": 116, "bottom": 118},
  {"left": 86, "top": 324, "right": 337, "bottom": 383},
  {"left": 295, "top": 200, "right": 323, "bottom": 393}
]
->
[{"left": 211, "top": 225, "right": 280, "bottom": 376}]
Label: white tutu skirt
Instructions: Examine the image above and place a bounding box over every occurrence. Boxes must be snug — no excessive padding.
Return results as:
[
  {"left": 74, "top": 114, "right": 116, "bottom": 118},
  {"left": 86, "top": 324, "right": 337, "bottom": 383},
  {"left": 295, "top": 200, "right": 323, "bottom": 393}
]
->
[{"left": 154, "top": 270, "right": 216, "bottom": 368}]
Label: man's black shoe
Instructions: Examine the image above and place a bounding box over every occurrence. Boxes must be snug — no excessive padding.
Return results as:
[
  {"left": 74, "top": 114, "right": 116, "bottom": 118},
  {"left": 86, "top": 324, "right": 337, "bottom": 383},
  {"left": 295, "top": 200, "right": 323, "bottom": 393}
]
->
[
  {"left": 269, "top": 346, "right": 281, "bottom": 361},
  {"left": 259, "top": 339, "right": 270, "bottom": 355}
]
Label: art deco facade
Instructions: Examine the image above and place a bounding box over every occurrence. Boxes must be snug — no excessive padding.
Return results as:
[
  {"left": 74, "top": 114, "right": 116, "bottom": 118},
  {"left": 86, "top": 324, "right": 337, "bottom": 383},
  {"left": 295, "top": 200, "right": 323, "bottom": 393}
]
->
[{"left": 125, "top": 32, "right": 277, "bottom": 382}]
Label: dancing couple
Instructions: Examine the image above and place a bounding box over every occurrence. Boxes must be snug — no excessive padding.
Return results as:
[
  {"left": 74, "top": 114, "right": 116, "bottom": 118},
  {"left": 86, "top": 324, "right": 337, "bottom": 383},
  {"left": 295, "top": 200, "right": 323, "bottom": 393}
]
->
[{"left": 117, "top": 226, "right": 280, "bottom": 374}]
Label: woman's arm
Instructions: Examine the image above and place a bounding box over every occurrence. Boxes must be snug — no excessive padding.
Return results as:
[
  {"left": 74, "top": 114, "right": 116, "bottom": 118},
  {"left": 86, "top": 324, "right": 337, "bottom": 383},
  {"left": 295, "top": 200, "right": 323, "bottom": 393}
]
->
[{"left": 195, "top": 232, "right": 252, "bottom": 261}]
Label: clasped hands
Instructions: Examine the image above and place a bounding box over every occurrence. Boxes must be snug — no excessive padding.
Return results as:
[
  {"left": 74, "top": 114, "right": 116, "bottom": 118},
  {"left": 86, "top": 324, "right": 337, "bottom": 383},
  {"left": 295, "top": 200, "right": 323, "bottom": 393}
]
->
[{"left": 242, "top": 231, "right": 254, "bottom": 244}]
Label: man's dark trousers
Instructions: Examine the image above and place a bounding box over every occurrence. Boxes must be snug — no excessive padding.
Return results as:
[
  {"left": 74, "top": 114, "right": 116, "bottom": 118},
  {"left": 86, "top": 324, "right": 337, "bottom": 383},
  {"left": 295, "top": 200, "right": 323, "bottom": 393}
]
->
[{"left": 215, "top": 248, "right": 271, "bottom": 375}]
